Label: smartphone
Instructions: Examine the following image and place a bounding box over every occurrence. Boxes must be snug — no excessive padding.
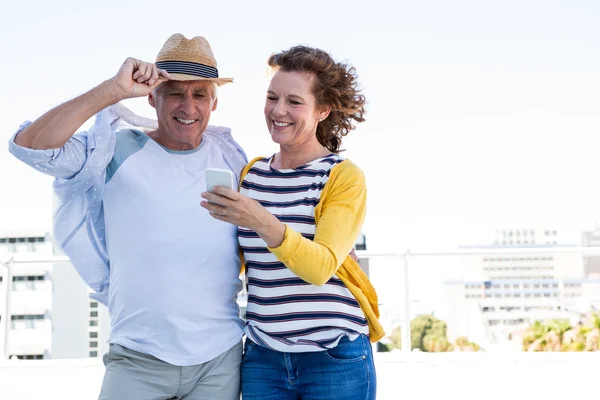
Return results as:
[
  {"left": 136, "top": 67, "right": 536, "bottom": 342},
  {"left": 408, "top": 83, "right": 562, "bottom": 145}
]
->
[{"left": 205, "top": 168, "right": 236, "bottom": 193}]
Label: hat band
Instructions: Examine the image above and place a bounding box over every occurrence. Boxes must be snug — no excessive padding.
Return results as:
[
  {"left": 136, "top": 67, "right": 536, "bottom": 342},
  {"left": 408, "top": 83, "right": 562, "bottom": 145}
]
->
[{"left": 155, "top": 61, "right": 219, "bottom": 79}]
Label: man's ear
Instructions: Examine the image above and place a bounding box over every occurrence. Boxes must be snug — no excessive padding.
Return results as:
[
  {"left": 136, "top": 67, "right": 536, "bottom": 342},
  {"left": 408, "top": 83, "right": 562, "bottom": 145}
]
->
[
  {"left": 212, "top": 97, "right": 218, "bottom": 112},
  {"left": 148, "top": 91, "right": 156, "bottom": 108}
]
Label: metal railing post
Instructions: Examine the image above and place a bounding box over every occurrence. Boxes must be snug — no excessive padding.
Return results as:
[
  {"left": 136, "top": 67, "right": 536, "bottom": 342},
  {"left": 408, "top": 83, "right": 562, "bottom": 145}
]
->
[
  {"left": 0, "top": 257, "right": 14, "bottom": 360},
  {"left": 402, "top": 250, "right": 411, "bottom": 353},
  {"left": 354, "top": 251, "right": 412, "bottom": 353}
]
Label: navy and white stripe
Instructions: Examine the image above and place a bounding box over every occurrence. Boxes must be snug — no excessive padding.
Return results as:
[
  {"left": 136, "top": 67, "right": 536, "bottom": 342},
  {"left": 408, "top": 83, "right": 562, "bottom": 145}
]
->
[
  {"left": 239, "top": 155, "right": 368, "bottom": 353},
  {"left": 155, "top": 61, "right": 219, "bottom": 79}
]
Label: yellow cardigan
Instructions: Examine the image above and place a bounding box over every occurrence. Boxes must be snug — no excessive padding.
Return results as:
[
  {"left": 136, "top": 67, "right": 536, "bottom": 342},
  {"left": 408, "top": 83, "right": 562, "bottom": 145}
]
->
[{"left": 239, "top": 157, "right": 385, "bottom": 343}]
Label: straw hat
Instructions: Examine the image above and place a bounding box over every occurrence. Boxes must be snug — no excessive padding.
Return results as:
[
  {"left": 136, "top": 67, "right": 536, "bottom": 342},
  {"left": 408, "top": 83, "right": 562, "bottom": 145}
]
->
[{"left": 155, "top": 34, "right": 233, "bottom": 85}]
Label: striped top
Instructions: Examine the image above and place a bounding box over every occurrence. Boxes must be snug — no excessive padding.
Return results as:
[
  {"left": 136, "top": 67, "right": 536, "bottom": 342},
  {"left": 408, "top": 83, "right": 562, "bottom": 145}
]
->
[{"left": 239, "top": 154, "right": 369, "bottom": 352}]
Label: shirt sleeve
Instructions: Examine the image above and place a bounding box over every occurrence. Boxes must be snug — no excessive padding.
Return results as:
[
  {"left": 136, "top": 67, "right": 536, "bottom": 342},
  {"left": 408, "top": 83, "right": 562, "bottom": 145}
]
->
[
  {"left": 267, "top": 160, "right": 367, "bottom": 286},
  {"left": 8, "top": 121, "right": 88, "bottom": 179}
]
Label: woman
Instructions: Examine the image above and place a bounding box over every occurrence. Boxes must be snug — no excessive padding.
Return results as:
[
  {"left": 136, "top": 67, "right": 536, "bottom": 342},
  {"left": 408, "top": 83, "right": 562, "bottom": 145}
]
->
[{"left": 201, "top": 45, "right": 383, "bottom": 399}]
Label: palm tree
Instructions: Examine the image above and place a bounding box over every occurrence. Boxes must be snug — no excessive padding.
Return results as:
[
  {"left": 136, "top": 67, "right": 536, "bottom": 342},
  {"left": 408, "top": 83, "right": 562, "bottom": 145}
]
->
[{"left": 523, "top": 312, "right": 600, "bottom": 352}]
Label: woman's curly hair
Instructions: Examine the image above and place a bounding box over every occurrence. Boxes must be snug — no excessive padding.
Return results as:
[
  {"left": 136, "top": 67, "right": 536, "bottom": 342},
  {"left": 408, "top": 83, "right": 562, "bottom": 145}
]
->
[{"left": 267, "top": 46, "right": 366, "bottom": 153}]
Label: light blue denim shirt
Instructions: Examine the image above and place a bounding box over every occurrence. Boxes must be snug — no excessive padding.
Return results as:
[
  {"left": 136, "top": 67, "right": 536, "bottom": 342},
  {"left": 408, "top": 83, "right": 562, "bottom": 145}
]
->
[{"left": 8, "top": 104, "right": 248, "bottom": 306}]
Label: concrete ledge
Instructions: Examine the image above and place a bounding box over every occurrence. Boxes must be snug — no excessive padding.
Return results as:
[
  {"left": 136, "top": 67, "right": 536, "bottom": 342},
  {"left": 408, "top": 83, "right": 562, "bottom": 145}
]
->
[{"left": 1, "top": 353, "right": 598, "bottom": 399}]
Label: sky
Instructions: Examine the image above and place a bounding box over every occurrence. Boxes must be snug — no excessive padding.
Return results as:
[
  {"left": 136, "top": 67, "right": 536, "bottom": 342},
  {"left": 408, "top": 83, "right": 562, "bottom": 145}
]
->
[{"left": 1, "top": 0, "right": 600, "bottom": 268}]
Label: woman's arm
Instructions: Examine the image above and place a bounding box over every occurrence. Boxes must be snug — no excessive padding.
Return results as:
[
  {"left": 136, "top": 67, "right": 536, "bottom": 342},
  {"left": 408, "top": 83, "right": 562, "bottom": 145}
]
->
[{"left": 201, "top": 161, "right": 366, "bottom": 285}]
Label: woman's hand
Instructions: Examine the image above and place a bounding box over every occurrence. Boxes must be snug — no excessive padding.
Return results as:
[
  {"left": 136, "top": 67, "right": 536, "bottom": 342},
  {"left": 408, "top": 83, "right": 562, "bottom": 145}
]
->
[{"left": 201, "top": 186, "right": 286, "bottom": 248}]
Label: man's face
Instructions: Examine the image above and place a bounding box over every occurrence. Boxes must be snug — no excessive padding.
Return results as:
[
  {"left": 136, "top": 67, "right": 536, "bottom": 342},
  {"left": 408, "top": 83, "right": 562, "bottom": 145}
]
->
[{"left": 149, "top": 80, "right": 218, "bottom": 150}]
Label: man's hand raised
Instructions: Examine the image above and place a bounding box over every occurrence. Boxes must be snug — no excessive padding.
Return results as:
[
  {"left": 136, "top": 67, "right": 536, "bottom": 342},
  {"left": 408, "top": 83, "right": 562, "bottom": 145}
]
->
[
  {"left": 13, "top": 58, "right": 171, "bottom": 150},
  {"left": 108, "top": 58, "right": 171, "bottom": 100}
]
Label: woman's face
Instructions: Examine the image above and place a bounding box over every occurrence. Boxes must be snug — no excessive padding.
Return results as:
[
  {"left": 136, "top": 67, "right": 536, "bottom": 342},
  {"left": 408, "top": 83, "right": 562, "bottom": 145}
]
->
[{"left": 264, "top": 70, "right": 327, "bottom": 148}]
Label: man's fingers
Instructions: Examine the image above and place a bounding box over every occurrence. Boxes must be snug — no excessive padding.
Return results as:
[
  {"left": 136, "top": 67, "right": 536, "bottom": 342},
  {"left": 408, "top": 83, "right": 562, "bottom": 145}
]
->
[
  {"left": 142, "top": 65, "right": 154, "bottom": 83},
  {"left": 137, "top": 64, "right": 151, "bottom": 83},
  {"left": 148, "top": 67, "right": 160, "bottom": 86},
  {"left": 125, "top": 59, "right": 170, "bottom": 86},
  {"left": 132, "top": 67, "right": 143, "bottom": 80},
  {"left": 158, "top": 69, "right": 172, "bottom": 79},
  {"left": 131, "top": 59, "right": 144, "bottom": 80},
  {"left": 133, "top": 63, "right": 150, "bottom": 83},
  {"left": 147, "top": 77, "right": 168, "bottom": 91}
]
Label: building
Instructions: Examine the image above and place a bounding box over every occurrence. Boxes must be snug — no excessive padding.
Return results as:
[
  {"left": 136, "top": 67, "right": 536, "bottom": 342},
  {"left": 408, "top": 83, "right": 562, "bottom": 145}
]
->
[
  {"left": 444, "top": 228, "right": 600, "bottom": 347},
  {"left": 0, "top": 231, "right": 110, "bottom": 360},
  {"left": 581, "top": 228, "right": 600, "bottom": 278},
  {"left": 355, "top": 232, "right": 370, "bottom": 276}
]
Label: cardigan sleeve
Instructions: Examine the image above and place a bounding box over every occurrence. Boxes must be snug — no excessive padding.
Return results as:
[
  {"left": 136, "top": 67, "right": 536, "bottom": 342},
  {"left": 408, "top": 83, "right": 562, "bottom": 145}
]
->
[{"left": 268, "top": 160, "right": 367, "bottom": 285}]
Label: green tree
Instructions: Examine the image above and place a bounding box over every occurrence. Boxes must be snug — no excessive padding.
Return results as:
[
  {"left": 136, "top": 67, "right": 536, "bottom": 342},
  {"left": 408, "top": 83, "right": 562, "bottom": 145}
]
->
[
  {"left": 382, "top": 315, "right": 481, "bottom": 352},
  {"left": 410, "top": 314, "right": 448, "bottom": 352}
]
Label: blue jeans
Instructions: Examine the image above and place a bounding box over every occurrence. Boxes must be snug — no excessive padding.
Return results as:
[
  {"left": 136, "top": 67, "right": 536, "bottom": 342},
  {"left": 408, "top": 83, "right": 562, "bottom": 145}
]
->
[{"left": 241, "top": 334, "right": 376, "bottom": 400}]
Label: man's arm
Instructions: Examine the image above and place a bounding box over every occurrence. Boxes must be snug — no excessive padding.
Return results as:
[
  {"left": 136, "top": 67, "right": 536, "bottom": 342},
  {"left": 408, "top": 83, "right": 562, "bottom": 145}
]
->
[{"left": 15, "top": 58, "right": 170, "bottom": 150}]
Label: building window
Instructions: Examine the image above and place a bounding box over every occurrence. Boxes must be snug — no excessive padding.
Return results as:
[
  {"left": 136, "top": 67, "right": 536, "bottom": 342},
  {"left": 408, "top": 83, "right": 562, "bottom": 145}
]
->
[
  {"left": 90, "top": 320, "right": 98, "bottom": 327},
  {"left": 13, "top": 354, "right": 44, "bottom": 360},
  {"left": 12, "top": 275, "right": 45, "bottom": 291},
  {"left": 90, "top": 311, "right": 98, "bottom": 318},
  {"left": 90, "top": 332, "right": 98, "bottom": 339},
  {"left": 89, "top": 351, "right": 98, "bottom": 357},
  {"left": 11, "top": 315, "right": 44, "bottom": 330},
  {"left": 90, "top": 302, "right": 98, "bottom": 309},
  {"left": 89, "top": 341, "right": 98, "bottom": 348}
]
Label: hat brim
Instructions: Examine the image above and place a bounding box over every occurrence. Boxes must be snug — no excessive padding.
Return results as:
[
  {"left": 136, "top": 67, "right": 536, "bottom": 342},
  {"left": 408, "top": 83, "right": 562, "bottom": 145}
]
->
[{"left": 167, "top": 73, "right": 233, "bottom": 86}]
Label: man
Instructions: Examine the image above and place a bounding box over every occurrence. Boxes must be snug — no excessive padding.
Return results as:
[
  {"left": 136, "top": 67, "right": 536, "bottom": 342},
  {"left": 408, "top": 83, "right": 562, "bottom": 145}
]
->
[{"left": 9, "top": 34, "right": 247, "bottom": 399}]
